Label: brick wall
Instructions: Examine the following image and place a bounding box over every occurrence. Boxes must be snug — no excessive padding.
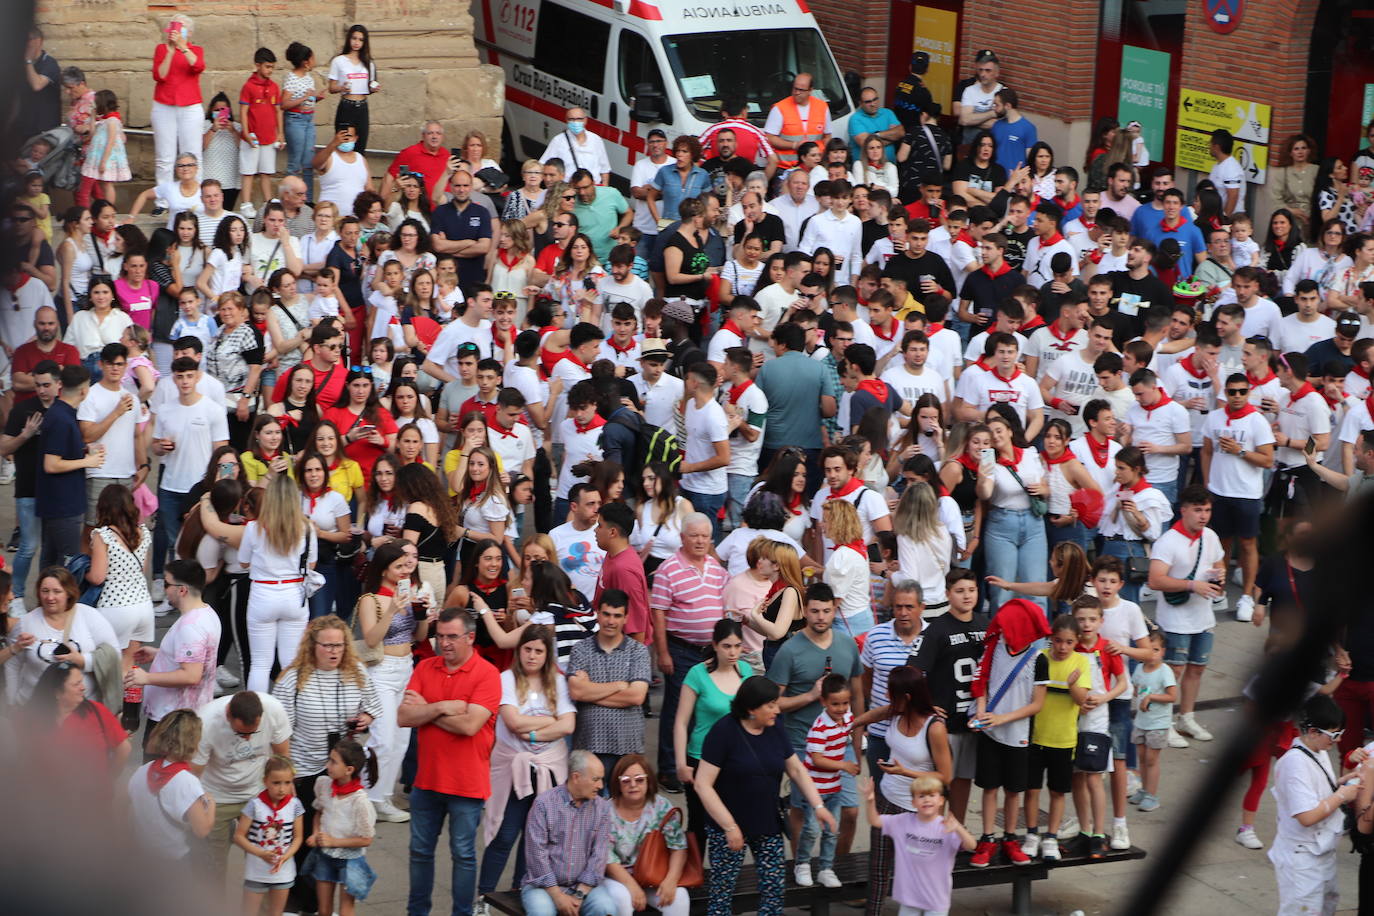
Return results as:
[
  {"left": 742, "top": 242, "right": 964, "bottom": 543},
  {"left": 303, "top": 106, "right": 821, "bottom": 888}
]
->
[{"left": 809, "top": 0, "right": 892, "bottom": 82}]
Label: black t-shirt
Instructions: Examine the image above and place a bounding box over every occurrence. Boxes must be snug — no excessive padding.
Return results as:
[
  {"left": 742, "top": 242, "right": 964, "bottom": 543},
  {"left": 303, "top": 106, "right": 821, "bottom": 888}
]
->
[
  {"left": 3, "top": 397, "right": 49, "bottom": 499},
  {"left": 912, "top": 611, "right": 990, "bottom": 732},
  {"left": 702, "top": 154, "right": 750, "bottom": 199},
  {"left": 1038, "top": 278, "right": 1087, "bottom": 322},
  {"left": 1255, "top": 556, "right": 1330, "bottom": 682},
  {"left": 960, "top": 264, "right": 1026, "bottom": 319},
  {"left": 19, "top": 52, "right": 62, "bottom": 141},
  {"left": 733, "top": 212, "right": 786, "bottom": 252},
  {"left": 700, "top": 716, "right": 795, "bottom": 835},
  {"left": 891, "top": 73, "right": 934, "bottom": 133},
  {"left": 663, "top": 231, "right": 710, "bottom": 299},
  {"left": 861, "top": 219, "right": 887, "bottom": 256},
  {"left": 1002, "top": 228, "right": 1034, "bottom": 271},
  {"left": 949, "top": 159, "right": 1007, "bottom": 196},
  {"left": 882, "top": 250, "right": 956, "bottom": 307},
  {"left": 1109, "top": 270, "right": 1174, "bottom": 340},
  {"left": 1304, "top": 339, "right": 1354, "bottom": 377}
]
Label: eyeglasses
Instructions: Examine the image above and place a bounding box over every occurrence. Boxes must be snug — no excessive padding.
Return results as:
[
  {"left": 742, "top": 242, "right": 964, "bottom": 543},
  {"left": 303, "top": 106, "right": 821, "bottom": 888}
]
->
[
  {"left": 1225, "top": 388, "right": 1250, "bottom": 396},
  {"left": 553, "top": 220, "right": 572, "bottom": 227},
  {"left": 317, "top": 642, "right": 346, "bottom": 650},
  {"left": 1316, "top": 727, "right": 1346, "bottom": 742},
  {"left": 175, "top": 162, "right": 196, "bottom": 168},
  {"left": 319, "top": 342, "right": 342, "bottom": 350},
  {"left": 561, "top": 194, "right": 577, "bottom": 200},
  {"left": 618, "top": 774, "right": 648, "bottom": 784},
  {"left": 791, "top": 85, "right": 809, "bottom": 92}
]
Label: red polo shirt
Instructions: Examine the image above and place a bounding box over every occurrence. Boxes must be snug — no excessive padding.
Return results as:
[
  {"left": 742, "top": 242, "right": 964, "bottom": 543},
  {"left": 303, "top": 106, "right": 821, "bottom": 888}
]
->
[
  {"left": 11, "top": 340, "right": 80, "bottom": 402},
  {"left": 270, "top": 358, "right": 348, "bottom": 406},
  {"left": 407, "top": 652, "right": 502, "bottom": 798},
  {"left": 389, "top": 142, "right": 452, "bottom": 200}
]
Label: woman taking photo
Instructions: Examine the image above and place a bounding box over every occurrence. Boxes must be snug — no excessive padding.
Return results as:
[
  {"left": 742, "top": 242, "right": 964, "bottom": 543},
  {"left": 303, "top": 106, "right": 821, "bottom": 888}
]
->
[
  {"left": 205, "top": 290, "right": 265, "bottom": 448},
  {"left": 328, "top": 24, "right": 378, "bottom": 154},
  {"left": 356, "top": 541, "right": 434, "bottom": 822},
  {"left": 603, "top": 755, "right": 692, "bottom": 916},
  {"left": 312, "top": 420, "right": 365, "bottom": 504},
  {"left": 240, "top": 414, "right": 291, "bottom": 486},
  {"left": 631, "top": 461, "right": 691, "bottom": 578},
  {"left": 455, "top": 447, "right": 514, "bottom": 567},
  {"left": 821, "top": 499, "right": 874, "bottom": 636},
  {"left": 1313, "top": 157, "right": 1357, "bottom": 236},
  {"left": 386, "top": 172, "right": 432, "bottom": 232},
  {"left": 479, "top": 625, "right": 575, "bottom": 901},
  {"left": 543, "top": 232, "right": 605, "bottom": 327},
  {"left": 673, "top": 619, "right": 751, "bottom": 843},
  {"left": 297, "top": 451, "right": 353, "bottom": 619},
  {"left": 85, "top": 485, "right": 154, "bottom": 676},
  {"left": 893, "top": 481, "right": 953, "bottom": 609},
  {"left": 149, "top": 13, "right": 205, "bottom": 198},
  {"left": 65, "top": 278, "right": 133, "bottom": 367},
  {"left": 321, "top": 367, "right": 398, "bottom": 483},
  {"left": 26, "top": 659, "right": 132, "bottom": 781},
  {"left": 201, "top": 94, "right": 243, "bottom": 211},
  {"left": 267, "top": 364, "right": 320, "bottom": 455},
  {"left": 982, "top": 410, "right": 1049, "bottom": 612},
  {"left": 456, "top": 130, "right": 500, "bottom": 189},
  {"left": 396, "top": 463, "right": 458, "bottom": 601},
  {"left": 3, "top": 567, "right": 119, "bottom": 707},
  {"left": 695, "top": 676, "right": 835, "bottom": 916}
]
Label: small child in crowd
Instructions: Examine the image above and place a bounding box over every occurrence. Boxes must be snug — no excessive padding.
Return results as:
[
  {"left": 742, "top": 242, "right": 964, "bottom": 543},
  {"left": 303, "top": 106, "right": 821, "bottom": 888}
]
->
[
  {"left": 798, "top": 673, "right": 858, "bottom": 889},
  {"left": 861, "top": 775, "right": 976, "bottom": 916},
  {"left": 306, "top": 739, "right": 376, "bottom": 916},
  {"left": 239, "top": 47, "right": 284, "bottom": 217},
  {"left": 1070, "top": 595, "right": 1128, "bottom": 858},
  {"left": 1229, "top": 214, "right": 1259, "bottom": 268},
  {"left": 1131, "top": 632, "right": 1179, "bottom": 812},
  {"left": 170, "top": 288, "right": 220, "bottom": 349},
  {"left": 234, "top": 755, "right": 306, "bottom": 916},
  {"left": 19, "top": 170, "right": 52, "bottom": 242},
  {"left": 309, "top": 267, "right": 343, "bottom": 326},
  {"left": 1021, "top": 614, "right": 1088, "bottom": 863},
  {"left": 81, "top": 89, "right": 130, "bottom": 208}
]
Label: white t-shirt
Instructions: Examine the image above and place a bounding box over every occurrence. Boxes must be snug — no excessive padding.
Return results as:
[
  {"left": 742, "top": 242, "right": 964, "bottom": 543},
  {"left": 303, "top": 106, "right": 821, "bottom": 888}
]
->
[
  {"left": 238, "top": 522, "right": 316, "bottom": 581},
  {"left": 925, "top": 327, "right": 962, "bottom": 382},
  {"left": 633, "top": 373, "right": 684, "bottom": 429},
  {"left": 809, "top": 482, "right": 890, "bottom": 559},
  {"left": 128, "top": 764, "right": 207, "bottom": 860},
  {"left": 1044, "top": 350, "right": 1104, "bottom": 434},
  {"left": 150, "top": 372, "right": 227, "bottom": 415},
  {"left": 706, "top": 326, "right": 748, "bottom": 367},
  {"left": 367, "top": 290, "right": 407, "bottom": 350},
  {"left": 1024, "top": 236, "right": 1079, "bottom": 287},
  {"left": 240, "top": 793, "right": 306, "bottom": 885},
  {"left": 964, "top": 331, "right": 1029, "bottom": 366},
  {"left": 597, "top": 275, "right": 654, "bottom": 326},
  {"left": 550, "top": 520, "right": 604, "bottom": 599},
  {"left": 488, "top": 421, "right": 535, "bottom": 473},
  {"left": 555, "top": 417, "right": 603, "bottom": 500},
  {"left": 153, "top": 395, "right": 230, "bottom": 493},
  {"left": 1238, "top": 298, "right": 1282, "bottom": 340},
  {"left": 496, "top": 669, "right": 575, "bottom": 751},
  {"left": 1099, "top": 598, "right": 1149, "bottom": 648},
  {"left": 461, "top": 493, "right": 512, "bottom": 537},
  {"left": 682, "top": 397, "right": 730, "bottom": 495},
  {"left": 1273, "top": 314, "right": 1335, "bottom": 356},
  {"left": 193, "top": 692, "right": 294, "bottom": 803},
  {"left": 1162, "top": 361, "right": 1216, "bottom": 446},
  {"left": 880, "top": 364, "right": 949, "bottom": 407},
  {"left": 1273, "top": 387, "right": 1331, "bottom": 470},
  {"left": 144, "top": 606, "right": 221, "bottom": 722},
  {"left": 328, "top": 55, "right": 373, "bottom": 96},
  {"left": 503, "top": 363, "right": 550, "bottom": 448},
  {"left": 1150, "top": 526, "right": 1224, "bottom": 635},
  {"left": 959, "top": 82, "right": 1002, "bottom": 124},
  {"left": 1023, "top": 326, "right": 1087, "bottom": 380},
  {"left": 1208, "top": 156, "right": 1247, "bottom": 212},
  {"left": 77, "top": 382, "right": 139, "bottom": 478},
  {"left": 548, "top": 357, "right": 591, "bottom": 445},
  {"left": 1125, "top": 397, "right": 1191, "bottom": 483},
  {"left": 429, "top": 319, "right": 495, "bottom": 373},
  {"left": 206, "top": 248, "right": 243, "bottom": 297},
  {"left": 722, "top": 381, "right": 768, "bottom": 478},
  {"left": 631, "top": 155, "right": 671, "bottom": 234},
  {"left": 248, "top": 232, "right": 301, "bottom": 280},
  {"left": 752, "top": 284, "right": 795, "bottom": 357},
  {"left": 1202, "top": 409, "right": 1274, "bottom": 499},
  {"left": 956, "top": 366, "right": 1044, "bottom": 425}
]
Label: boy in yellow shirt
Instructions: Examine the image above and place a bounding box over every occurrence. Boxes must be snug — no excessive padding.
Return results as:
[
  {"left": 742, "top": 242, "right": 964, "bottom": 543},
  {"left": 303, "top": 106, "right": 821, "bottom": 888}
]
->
[{"left": 1022, "top": 614, "right": 1089, "bottom": 862}]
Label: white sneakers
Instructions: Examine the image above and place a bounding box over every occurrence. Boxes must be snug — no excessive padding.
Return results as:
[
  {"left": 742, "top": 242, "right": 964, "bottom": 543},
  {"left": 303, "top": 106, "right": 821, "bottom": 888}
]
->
[
  {"left": 1167, "top": 726, "right": 1190, "bottom": 748},
  {"left": 816, "top": 868, "right": 841, "bottom": 888},
  {"left": 794, "top": 863, "right": 813, "bottom": 887},
  {"left": 238, "top": 201, "right": 258, "bottom": 219},
  {"left": 1235, "top": 594, "right": 1255, "bottom": 622},
  {"left": 0, "top": 458, "right": 14, "bottom": 484},
  {"left": 1021, "top": 832, "right": 1042, "bottom": 858},
  {"left": 1175, "top": 712, "right": 1213, "bottom": 741},
  {"left": 374, "top": 799, "right": 411, "bottom": 823},
  {"left": 216, "top": 666, "right": 241, "bottom": 689},
  {"left": 1040, "top": 836, "right": 1061, "bottom": 861},
  {"left": 1236, "top": 826, "right": 1264, "bottom": 849},
  {"left": 1111, "top": 822, "right": 1131, "bottom": 850}
]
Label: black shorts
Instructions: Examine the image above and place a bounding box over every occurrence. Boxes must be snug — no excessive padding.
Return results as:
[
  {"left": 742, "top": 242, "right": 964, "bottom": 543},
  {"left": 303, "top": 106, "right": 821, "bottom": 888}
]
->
[
  {"left": 1028, "top": 743, "right": 1075, "bottom": 793},
  {"left": 974, "top": 731, "right": 1030, "bottom": 794},
  {"left": 1209, "top": 493, "right": 1261, "bottom": 539}
]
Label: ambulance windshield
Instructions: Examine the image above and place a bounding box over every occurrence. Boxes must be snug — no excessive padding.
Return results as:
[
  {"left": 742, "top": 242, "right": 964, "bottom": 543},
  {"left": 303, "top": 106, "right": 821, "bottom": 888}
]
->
[{"left": 662, "top": 29, "right": 850, "bottom": 123}]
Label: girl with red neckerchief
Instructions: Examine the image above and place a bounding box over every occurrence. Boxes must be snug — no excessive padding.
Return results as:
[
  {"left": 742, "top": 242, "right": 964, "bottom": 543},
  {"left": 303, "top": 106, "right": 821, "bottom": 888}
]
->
[
  {"left": 821, "top": 498, "right": 875, "bottom": 635},
  {"left": 234, "top": 755, "right": 306, "bottom": 916},
  {"left": 448, "top": 538, "right": 514, "bottom": 671},
  {"left": 319, "top": 367, "right": 399, "bottom": 485},
  {"left": 982, "top": 411, "right": 1051, "bottom": 615},
  {"left": 939, "top": 423, "right": 994, "bottom": 566},
  {"left": 454, "top": 445, "right": 513, "bottom": 569},
  {"left": 1040, "top": 418, "right": 1103, "bottom": 551},
  {"left": 241, "top": 414, "right": 291, "bottom": 486}
]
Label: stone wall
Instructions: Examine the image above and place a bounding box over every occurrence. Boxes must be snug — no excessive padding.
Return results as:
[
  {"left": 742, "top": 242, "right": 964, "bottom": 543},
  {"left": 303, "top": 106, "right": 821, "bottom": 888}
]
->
[{"left": 34, "top": 0, "right": 505, "bottom": 178}]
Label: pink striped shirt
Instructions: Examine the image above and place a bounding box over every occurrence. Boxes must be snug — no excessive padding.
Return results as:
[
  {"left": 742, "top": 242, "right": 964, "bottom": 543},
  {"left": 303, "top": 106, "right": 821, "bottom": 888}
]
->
[
  {"left": 804, "top": 709, "right": 853, "bottom": 794},
  {"left": 649, "top": 550, "right": 728, "bottom": 646}
]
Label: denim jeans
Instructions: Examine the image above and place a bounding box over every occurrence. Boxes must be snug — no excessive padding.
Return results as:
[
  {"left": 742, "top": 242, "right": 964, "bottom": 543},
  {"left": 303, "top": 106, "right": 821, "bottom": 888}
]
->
[
  {"left": 13, "top": 497, "right": 38, "bottom": 598},
  {"left": 657, "top": 637, "right": 711, "bottom": 779},
  {"left": 797, "top": 791, "right": 845, "bottom": 870},
  {"left": 154, "top": 488, "right": 192, "bottom": 578},
  {"left": 1101, "top": 537, "right": 1149, "bottom": 603},
  {"left": 39, "top": 513, "right": 82, "bottom": 569},
  {"left": 408, "top": 788, "right": 484, "bottom": 916},
  {"left": 310, "top": 561, "right": 341, "bottom": 619},
  {"left": 984, "top": 506, "right": 1048, "bottom": 615},
  {"left": 1152, "top": 476, "right": 1180, "bottom": 509},
  {"left": 283, "top": 110, "right": 316, "bottom": 198},
  {"left": 520, "top": 883, "right": 616, "bottom": 916},
  {"left": 477, "top": 790, "right": 534, "bottom": 894},
  {"left": 682, "top": 489, "right": 727, "bottom": 539},
  {"left": 724, "top": 473, "right": 754, "bottom": 533}
]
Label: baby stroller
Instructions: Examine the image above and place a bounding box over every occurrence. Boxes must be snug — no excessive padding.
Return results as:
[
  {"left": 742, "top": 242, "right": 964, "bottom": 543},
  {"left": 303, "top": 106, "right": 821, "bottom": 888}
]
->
[{"left": 21, "top": 124, "right": 81, "bottom": 191}]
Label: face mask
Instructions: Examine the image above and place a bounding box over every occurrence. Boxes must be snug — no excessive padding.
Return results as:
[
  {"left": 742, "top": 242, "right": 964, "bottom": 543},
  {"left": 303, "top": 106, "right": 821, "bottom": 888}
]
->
[
  {"left": 338, "top": 142, "right": 356, "bottom": 153},
  {"left": 567, "top": 120, "right": 586, "bottom": 136}
]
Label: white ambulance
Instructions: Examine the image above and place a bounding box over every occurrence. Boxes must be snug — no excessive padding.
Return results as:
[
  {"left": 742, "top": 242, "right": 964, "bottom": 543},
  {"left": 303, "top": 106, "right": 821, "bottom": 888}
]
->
[{"left": 471, "top": 0, "right": 854, "bottom": 191}]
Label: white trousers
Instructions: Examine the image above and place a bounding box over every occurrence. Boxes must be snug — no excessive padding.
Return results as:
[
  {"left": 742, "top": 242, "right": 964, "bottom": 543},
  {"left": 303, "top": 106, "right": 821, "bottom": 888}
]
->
[
  {"left": 245, "top": 581, "right": 308, "bottom": 693},
  {"left": 151, "top": 101, "right": 203, "bottom": 187},
  {"left": 1271, "top": 845, "right": 1339, "bottom": 916},
  {"left": 601, "top": 878, "right": 690, "bottom": 916},
  {"left": 366, "top": 652, "right": 413, "bottom": 803}
]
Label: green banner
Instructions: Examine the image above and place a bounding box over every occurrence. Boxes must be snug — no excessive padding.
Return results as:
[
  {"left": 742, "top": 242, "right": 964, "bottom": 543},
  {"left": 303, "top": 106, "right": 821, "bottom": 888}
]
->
[{"left": 1118, "top": 46, "right": 1171, "bottom": 164}]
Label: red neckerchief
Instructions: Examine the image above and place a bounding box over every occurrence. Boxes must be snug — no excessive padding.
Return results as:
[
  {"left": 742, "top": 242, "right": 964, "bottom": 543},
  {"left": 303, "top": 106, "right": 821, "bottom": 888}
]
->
[
  {"left": 955, "top": 229, "right": 976, "bottom": 248},
  {"left": 1366, "top": 392, "right": 1374, "bottom": 421},
  {"left": 1054, "top": 195, "right": 1081, "bottom": 213},
  {"left": 727, "top": 379, "right": 753, "bottom": 405},
  {"left": 497, "top": 248, "right": 525, "bottom": 269},
  {"left": 1321, "top": 388, "right": 1342, "bottom": 409},
  {"left": 720, "top": 318, "right": 745, "bottom": 338},
  {"left": 872, "top": 317, "right": 899, "bottom": 341},
  {"left": 466, "top": 481, "right": 487, "bottom": 501},
  {"left": 827, "top": 477, "right": 865, "bottom": 500},
  {"left": 1179, "top": 354, "right": 1208, "bottom": 379},
  {"left": 997, "top": 447, "right": 1024, "bottom": 468},
  {"left": 490, "top": 417, "right": 521, "bottom": 438},
  {"left": 304, "top": 483, "right": 329, "bottom": 513},
  {"left": 607, "top": 336, "right": 637, "bottom": 354},
  {"left": 255, "top": 449, "right": 279, "bottom": 465},
  {"left": 1044, "top": 448, "right": 1074, "bottom": 465},
  {"left": 1123, "top": 478, "right": 1151, "bottom": 494},
  {"left": 972, "top": 356, "right": 991, "bottom": 372},
  {"left": 377, "top": 586, "right": 395, "bottom": 598},
  {"left": 1353, "top": 364, "right": 1371, "bottom": 380},
  {"left": 1289, "top": 382, "right": 1318, "bottom": 404},
  {"left": 1040, "top": 232, "right": 1066, "bottom": 247},
  {"left": 327, "top": 456, "right": 341, "bottom": 472},
  {"left": 331, "top": 778, "right": 364, "bottom": 797},
  {"left": 786, "top": 491, "right": 804, "bottom": 513},
  {"left": 957, "top": 452, "right": 980, "bottom": 473},
  {"left": 1224, "top": 403, "right": 1258, "bottom": 425},
  {"left": 990, "top": 363, "right": 1022, "bottom": 383},
  {"left": 256, "top": 789, "right": 295, "bottom": 814},
  {"left": 573, "top": 414, "right": 606, "bottom": 434},
  {"left": 1047, "top": 321, "right": 1079, "bottom": 346},
  {"left": 474, "top": 576, "right": 506, "bottom": 595},
  {"left": 560, "top": 351, "right": 591, "bottom": 372},
  {"left": 1080, "top": 217, "right": 1097, "bottom": 231},
  {"left": 1083, "top": 431, "right": 1111, "bottom": 467},
  {"left": 1141, "top": 389, "right": 1174, "bottom": 415},
  {"left": 1020, "top": 314, "right": 1046, "bottom": 332},
  {"left": 6, "top": 274, "right": 30, "bottom": 294},
  {"left": 1170, "top": 519, "right": 1203, "bottom": 542},
  {"left": 927, "top": 322, "right": 945, "bottom": 335},
  {"left": 147, "top": 759, "right": 190, "bottom": 794},
  {"left": 1247, "top": 369, "right": 1278, "bottom": 387},
  {"left": 1159, "top": 216, "right": 1186, "bottom": 232},
  {"left": 981, "top": 261, "right": 1013, "bottom": 280},
  {"left": 492, "top": 324, "right": 513, "bottom": 349},
  {"left": 855, "top": 378, "right": 888, "bottom": 402},
  {"left": 841, "top": 539, "right": 867, "bottom": 558}
]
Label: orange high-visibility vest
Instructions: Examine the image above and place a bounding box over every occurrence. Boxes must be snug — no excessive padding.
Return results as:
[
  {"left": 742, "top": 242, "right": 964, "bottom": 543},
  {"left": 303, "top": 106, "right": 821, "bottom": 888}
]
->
[{"left": 772, "top": 95, "right": 829, "bottom": 167}]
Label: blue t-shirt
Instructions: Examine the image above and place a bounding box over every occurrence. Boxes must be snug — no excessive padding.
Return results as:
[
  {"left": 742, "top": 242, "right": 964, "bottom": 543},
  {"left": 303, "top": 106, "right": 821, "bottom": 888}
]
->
[
  {"left": 1139, "top": 218, "right": 1207, "bottom": 280},
  {"left": 700, "top": 717, "right": 796, "bottom": 836},
  {"left": 766, "top": 629, "right": 863, "bottom": 753},
  {"left": 1131, "top": 663, "right": 1177, "bottom": 731},
  {"left": 757, "top": 350, "right": 838, "bottom": 450},
  {"left": 35, "top": 399, "right": 86, "bottom": 519},
  {"left": 430, "top": 200, "right": 492, "bottom": 289},
  {"left": 651, "top": 164, "right": 712, "bottom": 231},
  {"left": 990, "top": 117, "right": 1038, "bottom": 175},
  {"left": 848, "top": 107, "right": 903, "bottom": 162}
]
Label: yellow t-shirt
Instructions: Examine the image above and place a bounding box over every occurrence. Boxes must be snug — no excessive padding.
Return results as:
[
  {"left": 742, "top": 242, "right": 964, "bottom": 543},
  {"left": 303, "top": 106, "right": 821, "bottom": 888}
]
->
[
  {"left": 1032, "top": 650, "right": 1090, "bottom": 750},
  {"left": 441, "top": 448, "right": 505, "bottom": 497},
  {"left": 240, "top": 451, "right": 295, "bottom": 485},
  {"left": 327, "top": 458, "right": 365, "bottom": 502},
  {"left": 19, "top": 192, "right": 52, "bottom": 242}
]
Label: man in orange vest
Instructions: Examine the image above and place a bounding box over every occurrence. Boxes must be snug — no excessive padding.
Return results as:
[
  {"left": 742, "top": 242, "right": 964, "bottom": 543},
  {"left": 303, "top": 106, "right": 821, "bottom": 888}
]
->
[{"left": 765, "top": 72, "right": 832, "bottom": 169}]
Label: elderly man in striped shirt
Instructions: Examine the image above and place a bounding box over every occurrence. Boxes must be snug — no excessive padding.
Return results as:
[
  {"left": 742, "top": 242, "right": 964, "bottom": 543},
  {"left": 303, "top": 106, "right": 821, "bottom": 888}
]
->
[
  {"left": 519, "top": 750, "right": 616, "bottom": 916},
  {"left": 651, "top": 512, "right": 729, "bottom": 791}
]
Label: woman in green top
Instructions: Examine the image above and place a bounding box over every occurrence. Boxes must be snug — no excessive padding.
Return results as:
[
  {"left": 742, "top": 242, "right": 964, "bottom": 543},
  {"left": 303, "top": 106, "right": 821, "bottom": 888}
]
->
[{"left": 673, "top": 618, "right": 750, "bottom": 845}]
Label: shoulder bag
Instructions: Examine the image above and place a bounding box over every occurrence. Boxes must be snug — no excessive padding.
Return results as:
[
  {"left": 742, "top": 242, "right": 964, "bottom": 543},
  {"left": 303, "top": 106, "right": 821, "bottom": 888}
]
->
[
  {"left": 351, "top": 593, "right": 385, "bottom": 666},
  {"left": 300, "top": 531, "right": 324, "bottom": 598},
  {"left": 1005, "top": 465, "right": 1048, "bottom": 518},
  {"left": 1161, "top": 537, "right": 1204, "bottom": 607},
  {"left": 633, "top": 805, "right": 704, "bottom": 889}
]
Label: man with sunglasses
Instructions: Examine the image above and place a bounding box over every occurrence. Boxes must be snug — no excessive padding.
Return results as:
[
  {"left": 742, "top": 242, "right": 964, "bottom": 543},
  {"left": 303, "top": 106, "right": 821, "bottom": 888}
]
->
[
  {"left": 268, "top": 322, "right": 347, "bottom": 406},
  {"left": 1200, "top": 373, "right": 1274, "bottom": 625},
  {"left": 531, "top": 211, "right": 579, "bottom": 288}
]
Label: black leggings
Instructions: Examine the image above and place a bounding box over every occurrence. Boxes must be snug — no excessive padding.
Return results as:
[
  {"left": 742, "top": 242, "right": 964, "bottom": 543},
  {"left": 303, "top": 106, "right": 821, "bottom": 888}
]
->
[
  {"left": 288, "top": 771, "right": 324, "bottom": 910},
  {"left": 334, "top": 98, "right": 370, "bottom": 154},
  {"left": 217, "top": 572, "right": 250, "bottom": 671}
]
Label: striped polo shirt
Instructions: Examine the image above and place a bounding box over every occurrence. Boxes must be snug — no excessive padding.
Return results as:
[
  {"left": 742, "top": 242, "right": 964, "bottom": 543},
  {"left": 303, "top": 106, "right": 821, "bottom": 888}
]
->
[
  {"left": 859, "top": 620, "right": 923, "bottom": 738},
  {"left": 649, "top": 550, "right": 729, "bottom": 646},
  {"left": 804, "top": 709, "right": 853, "bottom": 794}
]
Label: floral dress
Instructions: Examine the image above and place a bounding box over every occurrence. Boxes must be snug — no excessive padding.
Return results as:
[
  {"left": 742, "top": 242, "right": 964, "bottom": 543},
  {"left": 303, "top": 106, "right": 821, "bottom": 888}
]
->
[
  {"left": 609, "top": 794, "right": 687, "bottom": 868},
  {"left": 81, "top": 113, "right": 130, "bottom": 182}
]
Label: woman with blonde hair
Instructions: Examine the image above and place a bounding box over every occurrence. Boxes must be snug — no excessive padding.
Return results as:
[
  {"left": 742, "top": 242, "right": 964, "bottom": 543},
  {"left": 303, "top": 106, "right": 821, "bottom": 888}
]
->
[
  {"left": 456, "top": 129, "right": 500, "bottom": 190},
  {"left": 128, "top": 707, "right": 215, "bottom": 860},
  {"left": 821, "top": 499, "right": 873, "bottom": 635},
  {"left": 490, "top": 218, "right": 535, "bottom": 319},
  {"left": 455, "top": 446, "right": 514, "bottom": 567},
  {"left": 727, "top": 538, "right": 806, "bottom": 672},
  {"left": 893, "top": 481, "right": 953, "bottom": 616}
]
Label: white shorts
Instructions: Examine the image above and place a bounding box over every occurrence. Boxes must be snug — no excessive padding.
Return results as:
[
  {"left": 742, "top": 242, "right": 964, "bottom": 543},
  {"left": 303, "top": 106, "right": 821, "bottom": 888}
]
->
[
  {"left": 239, "top": 141, "right": 278, "bottom": 175},
  {"left": 97, "top": 600, "right": 156, "bottom": 647}
]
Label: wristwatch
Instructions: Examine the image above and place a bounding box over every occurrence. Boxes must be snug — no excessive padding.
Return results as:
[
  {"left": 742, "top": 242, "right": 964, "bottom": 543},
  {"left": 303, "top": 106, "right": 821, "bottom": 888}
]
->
[{"left": 569, "top": 889, "right": 586, "bottom": 901}]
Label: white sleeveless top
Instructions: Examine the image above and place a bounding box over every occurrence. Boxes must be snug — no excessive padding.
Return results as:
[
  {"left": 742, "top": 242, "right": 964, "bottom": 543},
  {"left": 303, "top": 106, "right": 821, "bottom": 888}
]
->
[
  {"left": 1045, "top": 459, "right": 1074, "bottom": 516},
  {"left": 881, "top": 714, "right": 935, "bottom": 811},
  {"left": 318, "top": 151, "right": 370, "bottom": 212}
]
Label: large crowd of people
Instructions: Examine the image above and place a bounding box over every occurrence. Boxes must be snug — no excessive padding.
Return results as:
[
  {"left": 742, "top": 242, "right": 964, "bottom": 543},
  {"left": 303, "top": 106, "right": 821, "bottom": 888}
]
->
[{"left": 5, "top": 17, "right": 1374, "bottom": 916}]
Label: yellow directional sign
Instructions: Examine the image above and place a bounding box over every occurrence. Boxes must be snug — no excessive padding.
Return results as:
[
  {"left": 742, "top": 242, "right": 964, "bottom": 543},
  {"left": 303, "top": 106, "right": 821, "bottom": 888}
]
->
[
  {"left": 1176, "top": 127, "right": 1268, "bottom": 184},
  {"left": 1177, "top": 88, "right": 1270, "bottom": 144}
]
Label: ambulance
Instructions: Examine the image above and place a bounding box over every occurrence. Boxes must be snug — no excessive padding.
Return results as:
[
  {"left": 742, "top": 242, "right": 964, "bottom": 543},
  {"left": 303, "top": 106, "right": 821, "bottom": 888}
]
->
[{"left": 471, "top": 0, "right": 854, "bottom": 190}]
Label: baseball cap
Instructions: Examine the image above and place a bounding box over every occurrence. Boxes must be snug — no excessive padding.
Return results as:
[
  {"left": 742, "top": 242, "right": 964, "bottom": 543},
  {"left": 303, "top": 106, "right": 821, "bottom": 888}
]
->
[
  {"left": 639, "top": 338, "right": 671, "bottom": 360},
  {"left": 661, "top": 298, "right": 697, "bottom": 325},
  {"left": 975, "top": 49, "right": 999, "bottom": 64},
  {"left": 909, "top": 52, "right": 930, "bottom": 74},
  {"left": 647, "top": 128, "right": 667, "bottom": 140},
  {"left": 1336, "top": 312, "right": 1363, "bottom": 337}
]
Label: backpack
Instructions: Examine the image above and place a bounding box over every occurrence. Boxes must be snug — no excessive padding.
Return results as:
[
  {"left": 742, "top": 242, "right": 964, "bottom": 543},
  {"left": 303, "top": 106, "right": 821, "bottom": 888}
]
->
[{"left": 610, "top": 411, "right": 681, "bottom": 477}]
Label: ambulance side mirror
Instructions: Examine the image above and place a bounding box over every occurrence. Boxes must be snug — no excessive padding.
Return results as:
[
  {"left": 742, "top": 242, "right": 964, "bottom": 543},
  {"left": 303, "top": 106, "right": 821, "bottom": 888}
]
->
[{"left": 631, "top": 83, "right": 665, "bottom": 123}]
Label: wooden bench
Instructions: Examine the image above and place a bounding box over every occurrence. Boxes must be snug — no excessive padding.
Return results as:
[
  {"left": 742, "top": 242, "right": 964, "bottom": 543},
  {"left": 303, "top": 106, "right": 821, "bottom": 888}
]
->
[{"left": 483, "top": 844, "right": 1146, "bottom": 916}]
